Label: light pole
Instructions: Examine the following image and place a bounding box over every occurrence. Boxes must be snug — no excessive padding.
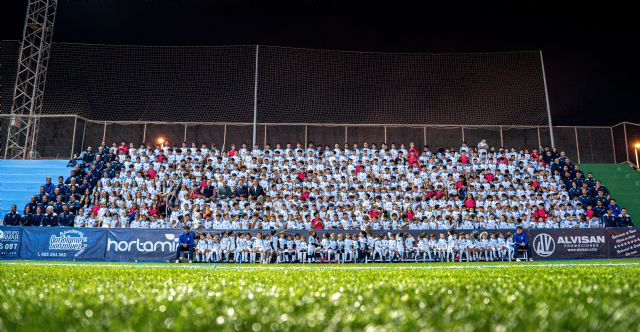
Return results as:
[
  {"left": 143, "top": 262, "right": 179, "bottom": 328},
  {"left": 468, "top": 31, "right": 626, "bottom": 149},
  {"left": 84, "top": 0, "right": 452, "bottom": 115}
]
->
[{"left": 635, "top": 143, "right": 640, "bottom": 169}]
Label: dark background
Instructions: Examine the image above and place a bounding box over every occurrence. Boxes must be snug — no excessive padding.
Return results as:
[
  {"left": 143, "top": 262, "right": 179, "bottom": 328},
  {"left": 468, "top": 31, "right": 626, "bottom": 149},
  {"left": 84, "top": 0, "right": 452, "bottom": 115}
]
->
[{"left": 1, "top": 0, "right": 638, "bottom": 125}]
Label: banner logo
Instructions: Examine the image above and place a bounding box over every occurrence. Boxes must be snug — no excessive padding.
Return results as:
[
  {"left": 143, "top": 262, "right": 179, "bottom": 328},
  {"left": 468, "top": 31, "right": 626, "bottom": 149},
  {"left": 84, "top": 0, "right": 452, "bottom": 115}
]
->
[
  {"left": 107, "top": 233, "right": 179, "bottom": 253},
  {"left": 0, "top": 230, "right": 20, "bottom": 241},
  {"left": 533, "top": 233, "right": 555, "bottom": 257},
  {"left": 48, "top": 230, "right": 88, "bottom": 257}
]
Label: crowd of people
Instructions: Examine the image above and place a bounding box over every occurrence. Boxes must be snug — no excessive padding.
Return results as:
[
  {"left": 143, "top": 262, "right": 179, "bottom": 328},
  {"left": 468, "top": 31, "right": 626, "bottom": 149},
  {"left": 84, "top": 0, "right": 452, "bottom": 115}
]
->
[
  {"left": 2, "top": 139, "right": 634, "bottom": 232},
  {"left": 175, "top": 225, "right": 533, "bottom": 263}
]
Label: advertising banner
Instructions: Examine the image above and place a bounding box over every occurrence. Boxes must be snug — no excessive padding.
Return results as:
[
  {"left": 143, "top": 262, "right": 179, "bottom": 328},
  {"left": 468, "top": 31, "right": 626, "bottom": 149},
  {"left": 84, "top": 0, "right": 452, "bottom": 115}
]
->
[
  {"left": 608, "top": 228, "right": 640, "bottom": 258},
  {"left": 106, "top": 229, "right": 183, "bottom": 262},
  {"left": 529, "top": 229, "right": 609, "bottom": 260},
  {"left": 20, "top": 227, "right": 105, "bottom": 260},
  {"left": 0, "top": 226, "right": 22, "bottom": 259},
  {"left": 4, "top": 227, "right": 638, "bottom": 262}
]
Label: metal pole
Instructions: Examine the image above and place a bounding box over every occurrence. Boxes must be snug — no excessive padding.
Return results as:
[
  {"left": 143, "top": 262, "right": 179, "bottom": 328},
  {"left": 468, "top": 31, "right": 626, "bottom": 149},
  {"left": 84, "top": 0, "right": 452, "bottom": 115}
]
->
[
  {"left": 70, "top": 116, "right": 78, "bottom": 159},
  {"left": 611, "top": 127, "right": 616, "bottom": 163},
  {"left": 80, "top": 119, "right": 86, "bottom": 151},
  {"left": 384, "top": 126, "right": 387, "bottom": 143},
  {"left": 183, "top": 124, "right": 188, "bottom": 143},
  {"left": 344, "top": 126, "right": 348, "bottom": 144},
  {"left": 537, "top": 127, "right": 542, "bottom": 149},
  {"left": 623, "top": 122, "right": 630, "bottom": 162},
  {"left": 102, "top": 122, "right": 107, "bottom": 143},
  {"left": 252, "top": 45, "right": 259, "bottom": 146},
  {"left": 499, "top": 126, "right": 504, "bottom": 147},
  {"left": 222, "top": 124, "right": 227, "bottom": 152},
  {"left": 635, "top": 147, "right": 639, "bottom": 169},
  {"left": 263, "top": 125, "right": 267, "bottom": 146},
  {"left": 575, "top": 127, "right": 581, "bottom": 164},
  {"left": 423, "top": 126, "right": 427, "bottom": 146},
  {"left": 142, "top": 122, "right": 147, "bottom": 144},
  {"left": 461, "top": 127, "right": 465, "bottom": 142},
  {"left": 540, "top": 51, "right": 555, "bottom": 147},
  {"left": 304, "top": 125, "right": 308, "bottom": 147}
]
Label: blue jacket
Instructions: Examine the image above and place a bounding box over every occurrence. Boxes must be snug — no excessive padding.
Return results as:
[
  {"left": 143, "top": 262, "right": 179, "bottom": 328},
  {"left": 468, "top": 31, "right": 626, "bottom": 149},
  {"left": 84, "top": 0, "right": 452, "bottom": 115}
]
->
[
  {"left": 179, "top": 232, "right": 195, "bottom": 247},
  {"left": 43, "top": 183, "right": 55, "bottom": 195},
  {"left": 3, "top": 212, "right": 21, "bottom": 226},
  {"left": 609, "top": 204, "right": 622, "bottom": 216},
  {"left": 58, "top": 212, "right": 75, "bottom": 227},
  {"left": 42, "top": 214, "right": 59, "bottom": 227},
  {"left": 513, "top": 231, "right": 529, "bottom": 246}
]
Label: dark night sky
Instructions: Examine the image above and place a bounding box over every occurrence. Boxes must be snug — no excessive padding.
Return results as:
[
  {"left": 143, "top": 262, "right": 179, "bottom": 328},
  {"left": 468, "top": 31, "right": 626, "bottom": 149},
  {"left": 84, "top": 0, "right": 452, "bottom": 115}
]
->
[{"left": 1, "top": 0, "right": 638, "bottom": 125}]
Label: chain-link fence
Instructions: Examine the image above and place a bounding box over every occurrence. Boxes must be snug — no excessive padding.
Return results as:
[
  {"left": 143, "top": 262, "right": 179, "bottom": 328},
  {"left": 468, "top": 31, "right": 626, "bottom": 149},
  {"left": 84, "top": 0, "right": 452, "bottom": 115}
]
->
[{"left": 3, "top": 114, "right": 634, "bottom": 165}]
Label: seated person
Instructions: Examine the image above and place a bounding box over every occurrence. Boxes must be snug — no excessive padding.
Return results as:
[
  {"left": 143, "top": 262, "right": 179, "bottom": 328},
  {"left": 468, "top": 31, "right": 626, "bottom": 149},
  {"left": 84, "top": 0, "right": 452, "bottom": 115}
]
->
[
  {"left": 175, "top": 225, "right": 195, "bottom": 263},
  {"left": 512, "top": 226, "right": 531, "bottom": 261}
]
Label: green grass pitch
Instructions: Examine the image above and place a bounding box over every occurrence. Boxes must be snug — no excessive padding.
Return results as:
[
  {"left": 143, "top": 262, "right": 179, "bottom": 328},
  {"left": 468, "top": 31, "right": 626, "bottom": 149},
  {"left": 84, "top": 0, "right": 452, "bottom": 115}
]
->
[{"left": 1, "top": 259, "right": 639, "bottom": 331}]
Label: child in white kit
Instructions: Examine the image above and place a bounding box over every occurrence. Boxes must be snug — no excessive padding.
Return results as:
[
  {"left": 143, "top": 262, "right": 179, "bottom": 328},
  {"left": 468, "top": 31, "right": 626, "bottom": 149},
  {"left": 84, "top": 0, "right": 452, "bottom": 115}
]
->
[
  {"left": 396, "top": 233, "right": 405, "bottom": 262},
  {"left": 196, "top": 233, "right": 208, "bottom": 262},
  {"left": 436, "top": 233, "right": 448, "bottom": 261},
  {"left": 488, "top": 233, "right": 498, "bottom": 261},
  {"left": 505, "top": 232, "right": 515, "bottom": 261},
  {"left": 388, "top": 233, "right": 398, "bottom": 262}
]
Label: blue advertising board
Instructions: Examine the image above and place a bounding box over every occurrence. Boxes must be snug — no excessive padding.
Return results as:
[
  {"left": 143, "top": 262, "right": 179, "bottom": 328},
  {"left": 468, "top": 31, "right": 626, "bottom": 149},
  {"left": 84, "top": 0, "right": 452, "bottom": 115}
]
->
[
  {"left": 20, "top": 227, "right": 106, "bottom": 260},
  {"left": 0, "top": 227, "right": 22, "bottom": 259},
  {"left": 2, "top": 226, "right": 638, "bottom": 262},
  {"left": 106, "top": 229, "right": 183, "bottom": 262}
]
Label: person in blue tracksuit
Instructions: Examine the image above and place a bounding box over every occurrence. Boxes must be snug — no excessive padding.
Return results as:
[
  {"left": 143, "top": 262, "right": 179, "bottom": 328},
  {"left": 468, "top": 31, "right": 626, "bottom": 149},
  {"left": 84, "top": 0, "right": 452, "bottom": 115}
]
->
[
  {"left": 43, "top": 177, "right": 55, "bottom": 195},
  {"left": 42, "top": 207, "right": 59, "bottom": 227},
  {"left": 58, "top": 205, "right": 75, "bottom": 227},
  {"left": 175, "top": 225, "right": 195, "bottom": 262},
  {"left": 3, "top": 205, "right": 21, "bottom": 226},
  {"left": 617, "top": 209, "right": 633, "bottom": 227},
  {"left": 512, "top": 226, "right": 531, "bottom": 261},
  {"left": 32, "top": 206, "right": 45, "bottom": 226}
]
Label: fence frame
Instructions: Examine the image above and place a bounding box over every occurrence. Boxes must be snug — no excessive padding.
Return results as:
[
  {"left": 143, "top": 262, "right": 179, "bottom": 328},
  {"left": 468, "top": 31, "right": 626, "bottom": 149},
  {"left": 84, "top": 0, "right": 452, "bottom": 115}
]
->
[{"left": 0, "top": 114, "right": 637, "bottom": 164}]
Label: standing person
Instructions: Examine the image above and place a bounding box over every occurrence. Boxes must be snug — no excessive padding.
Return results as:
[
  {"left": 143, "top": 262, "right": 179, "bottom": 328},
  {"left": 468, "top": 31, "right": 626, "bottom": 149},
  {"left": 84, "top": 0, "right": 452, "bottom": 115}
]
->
[
  {"left": 175, "top": 225, "right": 195, "bottom": 263},
  {"left": 512, "top": 226, "right": 532, "bottom": 261}
]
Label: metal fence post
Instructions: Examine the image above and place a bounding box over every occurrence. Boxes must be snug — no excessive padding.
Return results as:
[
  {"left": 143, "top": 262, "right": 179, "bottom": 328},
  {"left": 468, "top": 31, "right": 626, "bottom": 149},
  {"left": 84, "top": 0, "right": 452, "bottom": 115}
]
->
[
  {"left": 623, "top": 122, "right": 629, "bottom": 162},
  {"left": 499, "top": 126, "right": 504, "bottom": 147},
  {"left": 383, "top": 126, "right": 387, "bottom": 143},
  {"left": 575, "top": 127, "right": 581, "bottom": 164},
  {"left": 423, "top": 126, "right": 427, "bottom": 146},
  {"left": 263, "top": 125, "right": 267, "bottom": 146},
  {"left": 537, "top": 127, "right": 542, "bottom": 149},
  {"left": 344, "top": 126, "right": 348, "bottom": 144},
  {"left": 222, "top": 125, "right": 227, "bottom": 151},
  {"left": 611, "top": 126, "right": 616, "bottom": 163},
  {"left": 252, "top": 45, "right": 259, "bottom": 146},
  {"left": 70, "top": 116, "right": 78, "bottom": 159},
  {"left": 183, "top": 124, "right": 187, "bottom": 143},
  {"left": 461, "top": 127, "right": 465, "bottom": 142},
  {"left": 80, "top": 119, "right": 87, "bottom": 151},
  {"left": 142, "top": 123, "right": 147, "bottom": 144},
  {"left": 304, "top": 125, "right": 308, "bottom": 147},
  {"left": 102, "top": 122, "right": 107, "bottom": 143}
]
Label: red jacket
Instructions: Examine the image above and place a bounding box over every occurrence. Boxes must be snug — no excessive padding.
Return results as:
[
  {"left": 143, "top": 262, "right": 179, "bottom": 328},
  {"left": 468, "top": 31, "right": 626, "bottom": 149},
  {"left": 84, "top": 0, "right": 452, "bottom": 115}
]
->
[
  {"left": 312, "top": 218, "right": 324, "bottom": 230},
  {"left": 532, "top": 209, "right": 547, "bottom": 221}
]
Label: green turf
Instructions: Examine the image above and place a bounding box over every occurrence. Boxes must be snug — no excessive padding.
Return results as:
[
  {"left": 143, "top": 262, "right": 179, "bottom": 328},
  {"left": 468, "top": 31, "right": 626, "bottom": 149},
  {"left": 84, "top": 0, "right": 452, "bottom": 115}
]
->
[
  {"left": 1, "top": 260, "right": 640, "bottom": 331},
  {"left": 580, "top": 163, "right": 640, "bottom": 220}
]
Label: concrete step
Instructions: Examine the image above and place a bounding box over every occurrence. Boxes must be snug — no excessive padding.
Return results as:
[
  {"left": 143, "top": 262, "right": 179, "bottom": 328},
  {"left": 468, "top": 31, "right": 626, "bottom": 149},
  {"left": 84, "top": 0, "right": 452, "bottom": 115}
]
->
[{"left": 0, "top": 160, "right": 69, "bottom": 167}]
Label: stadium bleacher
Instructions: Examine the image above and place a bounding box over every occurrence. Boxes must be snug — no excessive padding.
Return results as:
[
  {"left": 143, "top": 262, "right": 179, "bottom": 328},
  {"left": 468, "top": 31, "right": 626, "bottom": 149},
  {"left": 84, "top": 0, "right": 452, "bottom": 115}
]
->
[
  {"left": 0, "top": 160, "right": 69, "bottom": 219},
  {"left": 2, "top": 140, "right": 633, "bottom": 231}
]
